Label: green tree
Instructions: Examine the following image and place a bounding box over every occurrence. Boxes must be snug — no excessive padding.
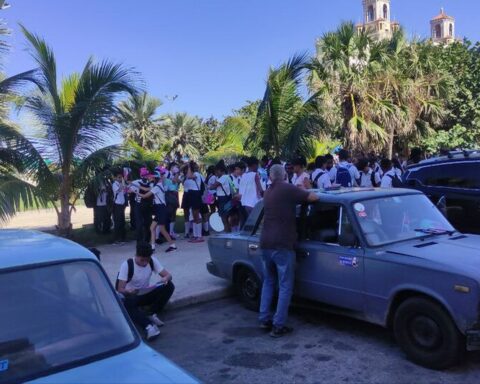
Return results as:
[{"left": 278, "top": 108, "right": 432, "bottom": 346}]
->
[
  {"left": 162, "top": 112, "right": 202, "bottom": 162},
  {"left": 0, "top": 27, "right": 138, "bottom": 233},
  {"left": 117, "top": 92, "right": 163, "bottom": 150},
  {"left": 247, "top": 53, "right": 323, "bottom": 159}
]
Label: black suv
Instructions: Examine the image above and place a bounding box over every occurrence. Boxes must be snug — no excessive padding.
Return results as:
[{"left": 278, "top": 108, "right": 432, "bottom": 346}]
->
[{"left": 403, "top": 150, "right": 480, "bottom": 234}]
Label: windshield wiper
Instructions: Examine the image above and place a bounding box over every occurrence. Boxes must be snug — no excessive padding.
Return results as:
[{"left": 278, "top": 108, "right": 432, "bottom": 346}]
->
[{"left": 414, "top": 228, "right": 456, "bottom": 236}]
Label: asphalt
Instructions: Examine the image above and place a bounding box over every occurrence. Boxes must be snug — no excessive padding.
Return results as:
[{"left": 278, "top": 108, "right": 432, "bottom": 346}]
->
[
  {"left": 152, "top": 298, "right": 480, "bottom": 384},
  {"left": 97, "top": 238, "right": 232, "bottom": 309}
]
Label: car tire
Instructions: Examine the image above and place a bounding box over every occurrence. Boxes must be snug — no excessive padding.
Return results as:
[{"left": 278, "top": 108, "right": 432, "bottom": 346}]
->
[
  {"left": 235, "top": 268, "right": 261, "bottom": 312},
  {"left": 393, "top": 297, "right": 465, "bottom": 370}
]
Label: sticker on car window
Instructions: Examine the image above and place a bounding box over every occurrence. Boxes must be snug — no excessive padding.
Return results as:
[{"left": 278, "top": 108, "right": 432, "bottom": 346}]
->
[
  {"left": 0, "top": 360, "right": 9, "bottom": 372},
  {"left": 354, "top": 203, "right": 365, "bottom": 212}
]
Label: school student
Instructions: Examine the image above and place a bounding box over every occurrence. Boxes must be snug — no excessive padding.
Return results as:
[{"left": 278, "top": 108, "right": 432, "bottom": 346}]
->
[
  {"left": 116, "top": 243, "right": 175, "bottom": 341},
  {"left": 94, "top": 182, "right": 111, "bottom": 234},
  {"left": 112, "top": 171, "right": 127, "bottom": 244},
  {"left": 357, "top": 159, "right": 381, "bottom": 188},
  {"left": 330, "top": 149, "right": 361, "bottom": 187},
  {"left": 310, "top": 156, "right": 332, "bottom": 189},
  {"left": 139, "top": 170, "right": 177, "bottom": 253},
  {"left": 210, "top": 163, "right": 232, "bottom": 233},
  {"left": 130, "top": 168, "right": 154, "bottom": 242},
  {"left": 164, "top": 164, "right": 180, "bottom": 239},
  {"left": 380, "top": 158, "right": 401, "bottom": 188},
  {"left": 186, "top": 161, "right": 205, "bottom": 243},
  {"left": 239, "top": 157, "right": 264, "bottom": 216},
  {"left": 291, "top": 156, "right": 310, "bottom": 189}
]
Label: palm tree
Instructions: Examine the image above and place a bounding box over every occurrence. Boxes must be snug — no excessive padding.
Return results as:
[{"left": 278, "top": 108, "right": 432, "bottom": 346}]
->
[
  {"left": 162, "top": 112, "right": 202, "bottom": 162},
  {"left": 247, "top": 53, "right": 323, "bottom": 159},
  {"left": 0, "top": 27, "right": 139, "bottom": 234},
  {"left": 117, "top": 92, "right": 164, "bottom": 150},
  {"left": 311, "top": 22, "right": 388, "bottom": 151}
]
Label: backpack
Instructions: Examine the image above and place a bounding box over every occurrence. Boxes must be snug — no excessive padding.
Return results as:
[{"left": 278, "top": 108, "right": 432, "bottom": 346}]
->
[
  {"left": 311, "top": 171, "right": 325, "bottom": 188},
  {"left": 115, "top": 258, "right": 154, "bottom": 291},
  {"left": 84, "top": 184, "right": 97, "bottom": 208},
  {"left": 388, "top": 173, "right": 404, "bottom": 188},
  {"left": 335, "top": 166, "right": 352, "bottom": 187}
]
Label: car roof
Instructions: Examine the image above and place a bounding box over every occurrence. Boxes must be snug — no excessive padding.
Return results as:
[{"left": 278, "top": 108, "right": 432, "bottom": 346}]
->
[
  {"left": 0, "top": 229, "right": 96, "bottom": 270},
  {"left": 408, "top": 150, "right": 480, "bottom": 169},
  {"left": 311, "top": 187, "right": 422, "bottom": 204}
]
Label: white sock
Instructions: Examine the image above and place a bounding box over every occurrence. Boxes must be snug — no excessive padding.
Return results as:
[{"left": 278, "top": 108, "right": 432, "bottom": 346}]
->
[
  {"left": 185, "top": 221, "right": 191, "bottom": 235},
  {"left": 170, "top": 223, "right": 175, "bottom": 234},
  {"left": 203, "top": 222, "right": 209, "bottom": 232},
  {"left": 196, "top": 223, "right": 202, "bottom": 238},
  {"left": 156, "top": 226, "right": 161, "bottom": 238}
]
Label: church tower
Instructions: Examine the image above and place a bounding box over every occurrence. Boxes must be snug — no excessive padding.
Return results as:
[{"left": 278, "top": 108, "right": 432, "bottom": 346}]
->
[
  {"left": 356, "top": 0, "right": 400, "bottom": 40},
  {"left": 430, "top": 8, "right": 455, "bottom": 45}
]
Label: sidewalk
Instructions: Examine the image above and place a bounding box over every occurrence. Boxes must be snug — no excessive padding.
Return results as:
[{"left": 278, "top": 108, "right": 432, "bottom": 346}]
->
[{"left": 97, "top": 238, "right": 232, "bottom": 309}]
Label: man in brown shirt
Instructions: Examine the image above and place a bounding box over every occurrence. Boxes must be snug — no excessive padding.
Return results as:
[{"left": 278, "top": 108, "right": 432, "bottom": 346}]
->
[{"left": 259, "top": 164, "right": 319, "bottom": 337}]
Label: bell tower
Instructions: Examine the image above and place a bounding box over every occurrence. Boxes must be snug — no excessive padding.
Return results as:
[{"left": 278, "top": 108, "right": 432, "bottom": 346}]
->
[
  {"left": 356, "top": 0, "right": 400, "bottom": 40},
  {"left": 431, "top": 8, "right": 455, "bottom": 45}
]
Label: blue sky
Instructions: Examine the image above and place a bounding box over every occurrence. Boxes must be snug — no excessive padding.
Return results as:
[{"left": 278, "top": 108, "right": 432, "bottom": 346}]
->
[{"left": 3, "top": 0, "right": 479, "bottom": 120}]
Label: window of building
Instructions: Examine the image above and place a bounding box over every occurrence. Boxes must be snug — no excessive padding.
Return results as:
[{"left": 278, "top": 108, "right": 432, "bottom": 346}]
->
[
  {"left": 368, "top": 5, "right": 374, "bottom": 22},
  {"left": 435, "top": 24, "right": 442, "bottom": 39},
  {"left": 449, "top": 23, "right": 453, "bottom": 37},
  {"left": 383, "top": 4, "right": 388, "bottom": 19}
]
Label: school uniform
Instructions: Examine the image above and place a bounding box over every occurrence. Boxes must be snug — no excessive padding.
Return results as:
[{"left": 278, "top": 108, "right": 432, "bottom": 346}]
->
[
  {"left": 380, "top": 169, "right": 398, "bottom": 188},
  {"left": 131, "top": 179, "right": 153, "bottom": 242},
  {"left": 311, "top": 169, "right": 332, "bottom": 189},
  {"left": 291, "top": 172, "right": 310, "bottom": 188},
  {"left": 358, "top": 169, "right": 381, "bottom": 188},
  {"left": 94, "top": 187, "right": 111, "bottom": 234},
  {"left": 151, "top": 182, "right": 168, "bottom": 225},
  {"left": 112, "top": 180, "right": 127, "bottom": 242},
  {"left": 330, "top": 161, "right": 361, "bottom": 186},
  {"left": 216, "top": 175, "right": 232, "bottom": 217}
]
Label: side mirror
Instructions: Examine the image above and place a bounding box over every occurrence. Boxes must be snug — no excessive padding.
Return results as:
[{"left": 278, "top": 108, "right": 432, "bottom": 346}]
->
[
  {"left": 339, "top": 232, "right": 358, "bottom": 248},
  {"left": 436, "top": 196, "right": 447, "bottom": 217}
]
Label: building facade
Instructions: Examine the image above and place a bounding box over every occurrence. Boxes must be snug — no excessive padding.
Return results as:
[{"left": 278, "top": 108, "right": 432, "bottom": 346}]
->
[
  {"left": 356, "top": 0, "right": 400, "bottom": 40},
  {"left": 430, "top": 8, "right": 456, "bottom": 45}
]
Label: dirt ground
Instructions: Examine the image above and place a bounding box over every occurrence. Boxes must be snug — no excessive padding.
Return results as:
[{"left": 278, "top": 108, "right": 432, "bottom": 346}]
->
[{"left": 3, "top": 206, "right": 95, "bottom": 231}]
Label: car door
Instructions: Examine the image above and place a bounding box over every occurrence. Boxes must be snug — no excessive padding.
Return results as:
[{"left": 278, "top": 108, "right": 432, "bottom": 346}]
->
[{"left": 296, "top": 203, "right": 365, "bottom": 312}]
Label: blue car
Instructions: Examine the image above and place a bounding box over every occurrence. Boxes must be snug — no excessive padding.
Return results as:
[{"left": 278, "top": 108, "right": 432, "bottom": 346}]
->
[
  {"left": 0, "top": 230, "right": 198, "bottom": 384},
  {"left": 207, "top": 188, "right": 480, "bottom": 369}
]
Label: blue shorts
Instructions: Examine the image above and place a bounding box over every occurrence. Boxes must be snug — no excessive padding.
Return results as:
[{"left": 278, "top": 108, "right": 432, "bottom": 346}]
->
[{"left": 153, "top": 204, "right": 168, "bottom": 225}]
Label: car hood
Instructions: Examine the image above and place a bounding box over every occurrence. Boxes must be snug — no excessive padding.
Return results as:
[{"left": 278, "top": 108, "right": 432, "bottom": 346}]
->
[
  {"left": 29, "top": 343, "right": 198, "bottom": 384},
  {"left": 386, "top": 234, "right": 480, "bottom": 277}
]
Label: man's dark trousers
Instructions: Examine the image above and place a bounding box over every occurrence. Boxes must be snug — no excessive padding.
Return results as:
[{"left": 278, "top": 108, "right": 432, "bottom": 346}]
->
[{"left": 123, "top": 282, "right": 175, "bottom": 328}]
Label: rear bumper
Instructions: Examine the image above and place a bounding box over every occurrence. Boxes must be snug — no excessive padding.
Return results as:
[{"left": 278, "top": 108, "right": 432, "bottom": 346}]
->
[
  {"left": 206, "top": 261, "right": 221, "bottom": 278},
  {"left": 466, "top": 329, "right": 480, "bottom": 351}
]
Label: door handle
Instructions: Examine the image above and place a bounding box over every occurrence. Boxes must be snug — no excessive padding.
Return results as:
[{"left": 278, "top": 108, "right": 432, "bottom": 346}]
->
[
  {"left": 249, "top": 244, "right": 259, "bottom": 251},
  {"left": 298, "top": 250, "right": 310, "bottom": 258}
]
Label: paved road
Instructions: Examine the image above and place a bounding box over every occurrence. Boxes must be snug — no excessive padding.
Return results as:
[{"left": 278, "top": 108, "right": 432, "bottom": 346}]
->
[{"left": 153, "top": 298, "right": 480, "bottom": 384}]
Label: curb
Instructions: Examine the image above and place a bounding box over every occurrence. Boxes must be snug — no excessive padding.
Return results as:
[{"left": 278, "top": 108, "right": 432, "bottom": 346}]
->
[{"left": 167, "top": 286, "right": 234, "bottom": 310}]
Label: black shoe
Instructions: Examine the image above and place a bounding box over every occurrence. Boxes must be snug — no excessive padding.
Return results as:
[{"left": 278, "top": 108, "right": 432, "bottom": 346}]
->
[
  {"left": 259, "top": 320, "right": 273, "bottom": 330},
  {"left": 270, "top": 326, "right": 293, "bottom": 338}
]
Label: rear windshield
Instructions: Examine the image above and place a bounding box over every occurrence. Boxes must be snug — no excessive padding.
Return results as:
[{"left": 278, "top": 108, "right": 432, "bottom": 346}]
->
[{"left": 0, "top": 261, "right": 136, "bottom": 383}]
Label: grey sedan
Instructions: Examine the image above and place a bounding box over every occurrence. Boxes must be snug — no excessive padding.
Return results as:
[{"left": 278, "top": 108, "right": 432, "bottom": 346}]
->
[{"left": 207, "top": 188, "right": 480, "bottom": 369}]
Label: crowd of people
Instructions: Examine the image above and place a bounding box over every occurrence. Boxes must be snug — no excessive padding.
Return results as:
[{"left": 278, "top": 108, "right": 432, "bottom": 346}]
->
[
  {"left": 93, "top": 147, "right": 423, "bottom": 340},
  {"left": 88, "top": 148, "right": 421, "bottom": 252}
]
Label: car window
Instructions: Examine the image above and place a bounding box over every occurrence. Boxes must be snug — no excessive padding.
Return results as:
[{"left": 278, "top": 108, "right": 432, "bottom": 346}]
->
[
  {"left": 303, "top": 204, "right": 352, "bottom": 244},
  {"left": 424, "top": 162, "right": 480, "bottom": 189},
  {"left": 0, "top": 261, "right": 136, "bottom": 384}
]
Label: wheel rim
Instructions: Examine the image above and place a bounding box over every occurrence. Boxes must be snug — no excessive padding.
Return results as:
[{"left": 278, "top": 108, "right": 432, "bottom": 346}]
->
[
  {"left": 242, "top": 274, "right": 259, "bottom": 300},
  {"left": 408, "top": 315, "right": 443, "bottom": 350}
]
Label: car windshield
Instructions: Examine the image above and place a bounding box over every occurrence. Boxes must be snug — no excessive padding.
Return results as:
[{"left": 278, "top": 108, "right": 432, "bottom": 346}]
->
[
  {"left": 0, "top": 261, "right": 136, "bottom": 383},
  {"left": 354, "top": 194, "right": 455, "bottom": 247}
]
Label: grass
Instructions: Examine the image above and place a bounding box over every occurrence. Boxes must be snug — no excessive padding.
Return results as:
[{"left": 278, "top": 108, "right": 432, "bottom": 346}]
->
[{"left": 70, "top": 213, "right": 186, "bottom": 248}]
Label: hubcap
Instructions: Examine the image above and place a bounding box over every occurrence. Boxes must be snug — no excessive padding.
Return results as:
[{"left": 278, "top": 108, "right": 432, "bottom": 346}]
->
[
  {"left": 408, "top": 315, "right": 443, "bottom": 350},
  {"left": 243, "top": 275, "right": 259, "bottom": 300}
]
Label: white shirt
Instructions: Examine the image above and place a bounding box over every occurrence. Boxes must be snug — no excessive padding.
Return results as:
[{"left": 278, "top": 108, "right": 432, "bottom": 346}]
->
[
  {"left": 230, "top": 174, "right": 241, "bottom": 191},
  {"left": 131, "top": 179, "right": 150, "bottom": 203},
  {"left": 184, "top": 172, "right": 204, "bottom": 191},
  {"left": 151, "top": 182, "right": 166, "bottom": 205},
  {"left": 118, "top": 257, "right": 165, "bottom": 291},
  {"left": 291, "top": 172, "right": 309, "bottom": 188},
  {"left": 311, "top": 169, "right": 331, "bottom": 189},
  {"left": 96, "top": 189, "right": 107, "bottom": 207},
  {"left": 239, "top": 171, "right": 261, "bottom": 208},
  {"left": 359, "top": 169, "right": 381, "bottom": 188},
  {"left": 206, "top": 175, "right": 217, "bottom": 195},
  {"left": 330, "top": 161, "right": 361, "bottom": 186},
  {"left": 112, "top": 181, "right": 126, "bottom": 205},
  {"left": 216, "top": 175, "right": 231, "bottom": 197},
  {"left": 380, "top": 169, "right": 397, "bottom": 188}
]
